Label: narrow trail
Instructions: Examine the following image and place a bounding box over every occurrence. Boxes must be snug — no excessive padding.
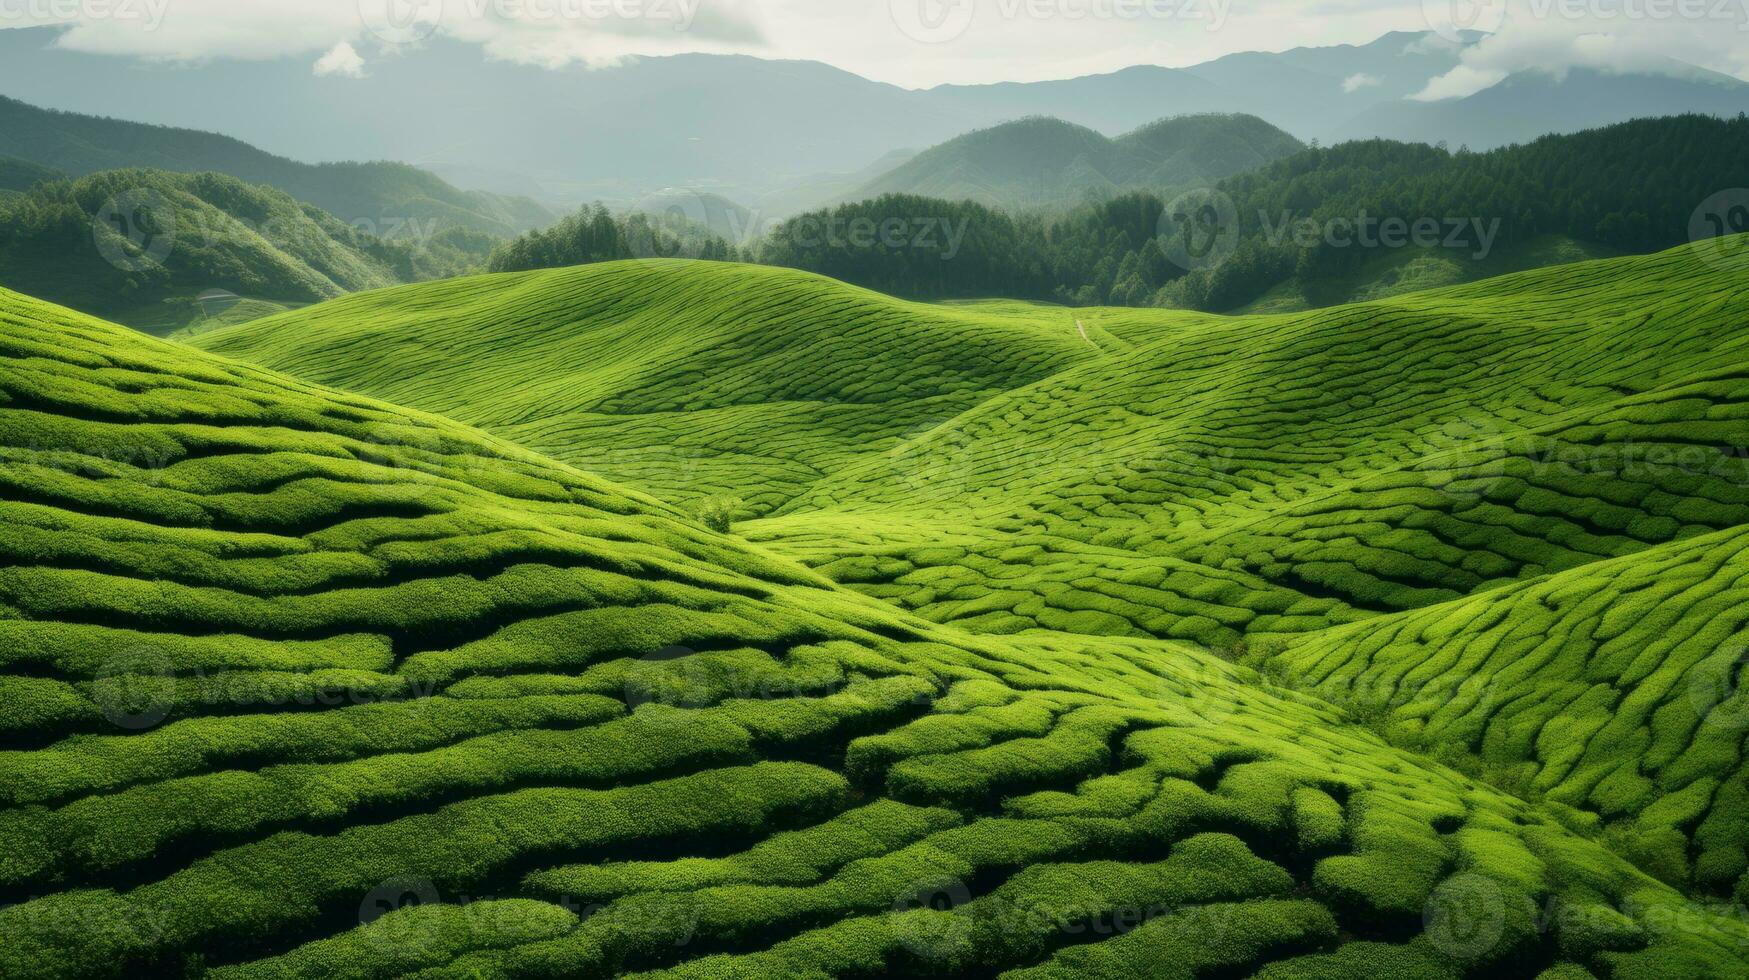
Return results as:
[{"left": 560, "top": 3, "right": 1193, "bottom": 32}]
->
[{"left": 1075, "top": 318, "right": 1098, "bottom": 349}]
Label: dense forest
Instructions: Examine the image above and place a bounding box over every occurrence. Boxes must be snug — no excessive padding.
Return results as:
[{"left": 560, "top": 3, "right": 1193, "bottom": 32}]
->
[
  {"left": 479, "top": 114, "right": 1749, "bottom": 312},
  {"left": 760, "top": 113, "right": 1749, "bottom": 310},
  {"left": 0, "top": 169, "right": 495, "bottom": 325},
  {"left": 486, "top": 203, "right": 742, "bottom": 272}
]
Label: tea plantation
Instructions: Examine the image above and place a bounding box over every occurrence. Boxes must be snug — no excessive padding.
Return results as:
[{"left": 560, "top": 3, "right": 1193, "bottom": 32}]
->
[{"left": 2, "top": 240, "right": 1746, "bottom": 976}]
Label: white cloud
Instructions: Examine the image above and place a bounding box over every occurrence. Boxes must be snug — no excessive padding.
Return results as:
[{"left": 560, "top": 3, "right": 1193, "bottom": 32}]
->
[
  {"left": 1342, "top": 72, "right": 1382, "bottom": 91},
  {"left": 441, "top": 0, "right": 768, "bottom": 70},
  {"left": 313, "top": 40, "right": 366, "bottom": 77},
  {"left": 5, "top": 0, "right": 1749, "bottom": 88},
  {"left": 18, "top": 0, "right": 768, "bottom": 69},
  {"left": 1411, "top": 12, "right": 1749, "bottom": 100}
]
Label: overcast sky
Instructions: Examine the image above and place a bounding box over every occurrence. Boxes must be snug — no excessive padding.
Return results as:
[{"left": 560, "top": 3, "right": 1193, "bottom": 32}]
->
[{"left": 4, "top": 0, "right": 1747, "bottom": 91}]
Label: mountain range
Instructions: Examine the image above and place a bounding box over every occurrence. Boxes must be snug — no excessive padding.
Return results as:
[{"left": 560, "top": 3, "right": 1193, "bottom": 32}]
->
[
  {"left": 2, "top": 28, "right": 1745, "bottom": 211},
  {"left": 847, "top": 114, "right": 1303, "bottom": 213},
  {"left": 0, "top": 95, "right": 553, "bottom": 236}
]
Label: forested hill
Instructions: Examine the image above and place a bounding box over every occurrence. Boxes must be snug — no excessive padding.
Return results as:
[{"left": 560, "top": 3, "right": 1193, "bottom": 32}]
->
[
  {"left": 0, "top": 96, "right": 553, "bottom": 237},
  {"left": 760, "top": 113, "right": 1749, "bottom": 311},
  {"left": 486, "top": 203, "right": 745, "bottom": 274},
  {"left": 0, "top": 169, "right": 496, "bottom": 332},
  {"left": 847, "top": 113, "right": 1302, "bottom": 212}
]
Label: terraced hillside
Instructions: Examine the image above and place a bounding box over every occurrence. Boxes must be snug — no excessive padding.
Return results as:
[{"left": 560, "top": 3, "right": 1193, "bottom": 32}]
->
[
  {"left": 9, "top": 285, "right": 1749, "bottom": 976},
  {"left": 198, "top": 241, "right": 1749, "bottom": 642},
  {"left": 192, "top": 261, "right": 1100, "bottom": 516},
  {"left": 192, "top": 238, "right": 1749, "bottom": 912}
]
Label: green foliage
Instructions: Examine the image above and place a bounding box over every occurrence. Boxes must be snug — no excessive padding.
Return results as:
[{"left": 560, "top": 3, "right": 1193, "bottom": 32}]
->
[
  {"left": 488, "top": 203, "right": 741, "bottom": 273},
  {"left": 761, "top": 115, "right": 1749, "bottom": 311},
  {"left": 0, "top": 168, "right": 497, "bottom": 333},
  {"left": 695, "top": 495, "right": 743, "bottom": 534},
  {"left": 0, "top": 95, "right": 553, "bottom": 237},
  {"left": 9, "top": 239, "right": 1749, "bottom": 979}
]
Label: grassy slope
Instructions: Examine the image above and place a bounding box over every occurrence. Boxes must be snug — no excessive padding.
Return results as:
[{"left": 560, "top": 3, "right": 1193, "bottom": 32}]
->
[
  {"left": 6, "top": 285, "right": 1749, "bottom": 978},
  {"left": 1231, "top": 234, "right": 1620, "bottom": 314},
  {"left": 198, "top": 241, "right": 1749, "bottom": 638},
  {"left": 192, "top": 238, "right": 1749, "bottom": 904},
  {"left": 194, "top": 261, "right": 1100, "bottom": 513}
]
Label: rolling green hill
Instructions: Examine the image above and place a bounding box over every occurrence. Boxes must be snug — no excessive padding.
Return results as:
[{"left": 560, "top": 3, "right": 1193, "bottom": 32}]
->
[
  {"left": 849, "top": 114, "right": 1303, "bottom": 213},
  {"left": 0, "top": 169, "right": 496, "bottom": 335},
  {"left": 0, "top": 96, "right": 553, "bottom": 237},
  {"left": 8, "top": 280, "right": 1749, "bottom": 977},
  {"left": 194, "top": 260, "right": 1095, "bottom": 512},
  {"left": 191, "top": 238, "right": 1749, "bottom": 906}
]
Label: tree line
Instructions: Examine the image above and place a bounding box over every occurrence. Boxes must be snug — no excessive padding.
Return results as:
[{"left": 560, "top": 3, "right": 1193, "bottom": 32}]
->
[{"left": 489, "top": 113, "right": 1749, "bottom": 312}]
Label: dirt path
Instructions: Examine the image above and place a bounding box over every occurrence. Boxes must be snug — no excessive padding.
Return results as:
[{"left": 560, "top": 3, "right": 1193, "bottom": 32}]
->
[{"left": 1076, "top": 318, "right": 1098, "bottom": 348}]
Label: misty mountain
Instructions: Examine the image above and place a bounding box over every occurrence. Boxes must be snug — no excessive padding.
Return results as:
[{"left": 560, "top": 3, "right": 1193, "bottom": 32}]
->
[
  {"left": 0, "top": 95, "right": 553, "bottom": 236},
  {"left": 2, "top": 27, "right": 1745, "bottom": 212},
  {"left": 1337, "top": 66, "right": 1749, "bottom": 148},
  {"left": 849, "top": 114, "right": 1303, "bottom": 212}
]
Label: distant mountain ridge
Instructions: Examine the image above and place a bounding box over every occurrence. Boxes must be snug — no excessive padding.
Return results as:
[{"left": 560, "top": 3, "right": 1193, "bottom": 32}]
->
[
  {"left": 850, "top": 114, "right": 1303, "bottom": 212},
  {"left": 1, "top": 28, "right": 1743, "bottom": 211},
  {"left": 0, "top": 155, "right": 59, "bottom": 193},
  {"left": 0, "top": 96, "right": 554, "bottom": 237}
]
